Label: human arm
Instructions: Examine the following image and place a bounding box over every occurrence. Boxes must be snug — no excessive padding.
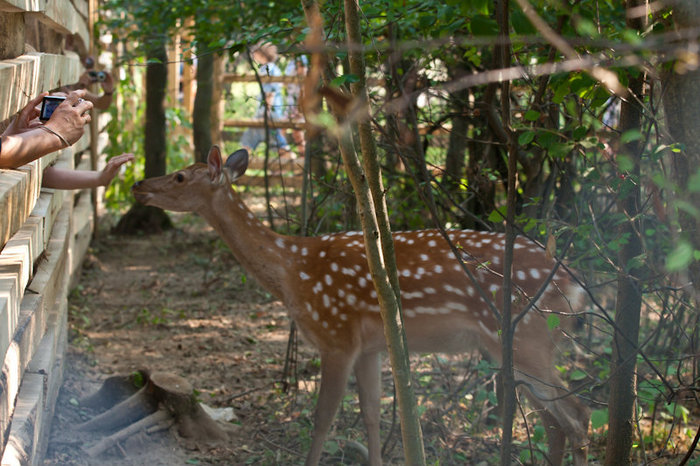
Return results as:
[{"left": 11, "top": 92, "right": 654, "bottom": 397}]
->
[
  {"left": 80, "top": 71, "right": 115, "bottom": 110},
  {"left": 0, "top": 90, "right": 93, "bottom": 169},
  {"left": 41, "top": 152, "right": 134, "bottom": 189}
]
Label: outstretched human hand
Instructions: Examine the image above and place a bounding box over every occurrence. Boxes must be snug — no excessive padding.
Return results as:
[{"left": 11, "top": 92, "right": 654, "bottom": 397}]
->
[{"left": 97, "top": 153, "right": 135, "bottom": 186}]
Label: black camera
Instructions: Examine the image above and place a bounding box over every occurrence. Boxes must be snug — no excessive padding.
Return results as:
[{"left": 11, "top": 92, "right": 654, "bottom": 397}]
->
[
  {"left": 39, "top": 96, "right": 66, "bottom": 121},
  {"left": 88, "top": 70, "right": 106, "bottom": 82}
]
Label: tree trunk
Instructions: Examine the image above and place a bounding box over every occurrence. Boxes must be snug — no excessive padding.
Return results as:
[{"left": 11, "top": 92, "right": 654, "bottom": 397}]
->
[
  {"left": 115, "top": 40, "right": 172, "bottom": 234},
  {"left": 193, "top": 48, "right": 214, "bottom": 163},
  {"left": 605, "top": 1, "right": 646, "bottom": 464},
  {"left": 210, "top": 53, "right": 224, "bottom": 150},
  {"left": 342, "top": 1, "right": 426, "bottom": 463},
  {"left": 442, "top": 87, "right": 470, "bottom": 196},
  {"left": 494, "top": 1, "right": 518, "bottom": 464},
  {"left": 663, "top": 0, "right": 700, "bottom": 295}
]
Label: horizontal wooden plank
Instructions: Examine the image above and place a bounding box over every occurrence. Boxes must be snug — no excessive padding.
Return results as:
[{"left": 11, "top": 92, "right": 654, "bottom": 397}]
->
[
  {"left": 223, "top": 74, "right": 303, "bottom": 84},
  {"left": 68, "top": 188, "right": 92, "bottom": 289},
  {"left": 0, "top": 161, "right": 41, "bottom": 253},
  {"left": 0, "top": 51, "right": 82, "bottom": 120},
  {"left": 0, "top": 0, "right": 89, "bottom": 45},
  {"left": 0, "top": 217, "right": 42, "bottom": 303},
  {"left": 223, "top": 118, "right": 305, "bottom": 130},
  {"left": 3, "top": 304, "right": 67, "bottom": 465},
  {"left": 0, "top": 196, "right": 70, "bottom": 454},
  {"left": 0, "top": 372, "right": 43, "bottom": 465},
  {"left": 223, "top": 74, "right": 384, "bottom": 86},
  {"left": 40, "top": 0, "right": 89, "bottom": 45}
]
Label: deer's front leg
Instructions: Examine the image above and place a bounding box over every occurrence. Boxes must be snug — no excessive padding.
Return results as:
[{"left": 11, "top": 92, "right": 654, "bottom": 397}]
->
[
  {"left": 354, "top": 352, "right": 382, "bottom": 466},
  {"left": 305, "top": 349, "right": 356, "bottom": 466}
]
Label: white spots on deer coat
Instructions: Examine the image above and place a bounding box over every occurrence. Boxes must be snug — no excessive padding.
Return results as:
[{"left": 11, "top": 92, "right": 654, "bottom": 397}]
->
[
  {"left": 323, "top": 294, "right": 331, "bottom": 308},
  {"left": 434, "top": 264, "right": 443, "bottom": 274},
  {"left": 312, "top": 311, "right": 320, "bottom": 321},
  {"left": 302, "top": 247, "right": 308, "bottom": 256},
  {"left": 424, "top": 287, "right": 436, "bottom": 294},
  {"left": 428, "top": 240, "right": 437, "bottom": 247},
  {"left": 488, "top": 284, "right": 500, "bottom": 294},
  {"left": 291, "top": 245, "right": 298, "bottom": 253},
  {"left": 444, "top": 283, "right": 466, "bottom": 297},
  {"left": 275, "top": 238, "right": 285, "bottom": 249},
  {"left": 320, "top": 251, "right": 326, "bottom": 258},
  {"left": 342, "top": 267, "right": 356, "bottom": 276},
  {"left": 347, "top": 294, "right": 357, "bottom": 306},
  {"left": 516, "top": 270, "right": 527, "bottom": 281},
  {"left": 325, "top": 274, "right": 333, "bottom": 285},
  {"left": 530, "top": 268, "right": 542, "bottom": 280},
  {"left": 358, "top": 277, "right": 368, "bottom": 287},
  {"left": 300, "top": 271, "right": 311, "bottom": 280},
  {"left": 403, "top": 291, "right": 424, "bottom": 300},
  {"left": 312, "top": 282, "right": 323, "bottom": 294},
  {"left": 420, "top": 254, "right": 429, "bottom": 261},
  {"left": 330, "top": 263, "right": 339, "bottom": 272}
]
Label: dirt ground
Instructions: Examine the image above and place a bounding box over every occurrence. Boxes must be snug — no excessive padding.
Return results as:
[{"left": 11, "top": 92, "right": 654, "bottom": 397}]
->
[
  {"left": 41, "top": 208, "right": 508, "bottom": 466},
  {"left": 40, "top": 207, "right": 697, "bottom": 465}
]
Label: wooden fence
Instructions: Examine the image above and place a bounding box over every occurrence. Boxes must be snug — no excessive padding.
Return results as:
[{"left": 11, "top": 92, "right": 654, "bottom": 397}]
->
[{"left": 0, "top": 0, "right": 100, "bottom": 464}]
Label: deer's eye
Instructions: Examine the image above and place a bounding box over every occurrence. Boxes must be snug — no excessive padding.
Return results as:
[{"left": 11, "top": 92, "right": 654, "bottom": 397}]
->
[{"left": 175, "top": 173, "right": 185, "bottom": 183}]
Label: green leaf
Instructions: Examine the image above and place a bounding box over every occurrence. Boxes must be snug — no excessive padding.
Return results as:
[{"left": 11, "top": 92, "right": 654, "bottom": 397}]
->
[
  {"left": 488, "top": 206, "right": 507, "bottom": 223},
  {"left": 523, "top": 109, "right": 540, "bottom": 121},
  {"left": 666, "top": 240, "right": 694, "bottom": 272},
  {"left": 470, "top": 15, "right": 498, "bottom": 36},
  {"left": 687, "top": 168, "right": 700, "bottom": 192},
  {"left": 591, "top": 409, "right": 608, "bottom": 429},
  {"left": 518, "top": 131, "right": 535, "bottom": 145},
  {"left": 572, "top": 125, "right": 588, "bottom": 141},
  {"left": 330, "top": 74, "right": 359, "bottom": 87},
  {"left": 547, "top": 314, "right": 560, "bottom": 331},
  {"left": 570, "top": 370, "right": 587, "bottom": 381},
  {"left": 616, "top": 154, "right": 634, "bottom": 172},
  {"left": 621, "top": 129, "right": 642, "bottom": 144}
]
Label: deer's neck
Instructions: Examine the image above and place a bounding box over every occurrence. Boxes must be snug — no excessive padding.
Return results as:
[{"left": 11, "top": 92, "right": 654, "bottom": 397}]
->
[{"left": 201, "top": 187, "right": 293, "bottom": 298}]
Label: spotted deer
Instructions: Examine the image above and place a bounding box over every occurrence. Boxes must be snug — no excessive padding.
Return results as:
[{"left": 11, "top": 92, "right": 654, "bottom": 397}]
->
[{"left": 132, "top": 146, "right": 590, "bottom": 466}]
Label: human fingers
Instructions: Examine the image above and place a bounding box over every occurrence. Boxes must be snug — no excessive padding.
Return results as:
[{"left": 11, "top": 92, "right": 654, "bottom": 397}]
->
[
  {"left": 75, "top": 98, "right": 93, "bottom": 116},
  {"left": 20, "top": 93, "right": 47, "bottom": 119},
  {"left": 108, "top": 153, "right": 135, "bottom": 168},
  {"left": 64, "top": 89, "right": 87, "bottom": 105}
]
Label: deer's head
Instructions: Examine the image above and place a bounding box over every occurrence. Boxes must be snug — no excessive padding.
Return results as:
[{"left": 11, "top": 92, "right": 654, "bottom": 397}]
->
[{"left": 132, "top": 146, "right": 249, "bottom": 211}]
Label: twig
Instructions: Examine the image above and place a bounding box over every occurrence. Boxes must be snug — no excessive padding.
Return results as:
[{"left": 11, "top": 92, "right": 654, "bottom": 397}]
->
[{"left": 85, "top": 409, "right": 171, "bottom": 457}]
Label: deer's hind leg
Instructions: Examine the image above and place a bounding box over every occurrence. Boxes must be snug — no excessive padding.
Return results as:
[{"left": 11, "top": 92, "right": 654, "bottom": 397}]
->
[
  {"left": 306, "top": 349, "right": 358, "bottom": 466},
  {"left": 354, "top": 352, "right": 382, "bottom": 466}
]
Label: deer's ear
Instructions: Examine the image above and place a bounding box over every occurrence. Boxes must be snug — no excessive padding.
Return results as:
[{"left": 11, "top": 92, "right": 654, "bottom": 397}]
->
[
  {"left": 224, "top": 149, "right": 249, "bottom": 181},
  {"left": 207, "top": 146, "right": 223, "bottom": 181}
]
